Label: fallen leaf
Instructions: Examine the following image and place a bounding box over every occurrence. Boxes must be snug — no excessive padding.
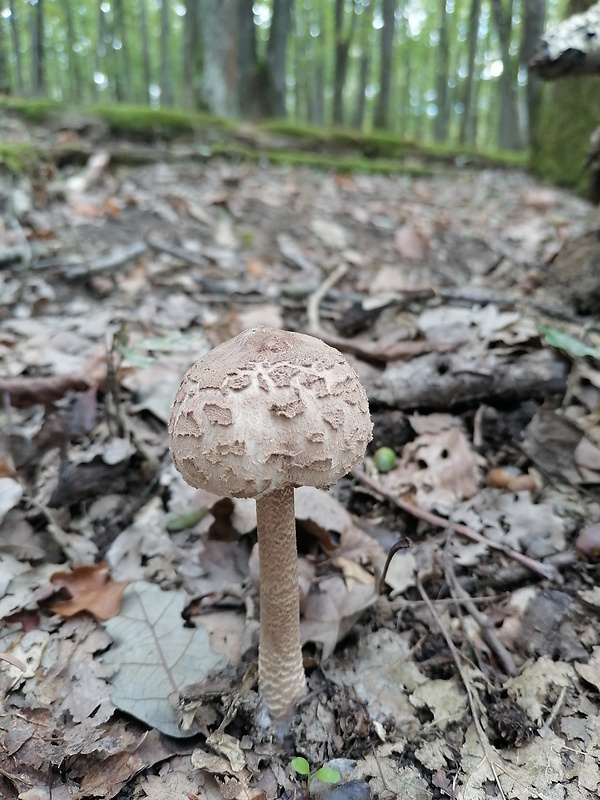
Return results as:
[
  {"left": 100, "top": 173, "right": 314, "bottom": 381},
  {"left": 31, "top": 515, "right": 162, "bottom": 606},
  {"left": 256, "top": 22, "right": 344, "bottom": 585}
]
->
[
  {"left": 102, "top": 581, "right": 226, "bottom": 737},
  {"left": 49, "top": 563, "right": 129, "bottom": 621}
]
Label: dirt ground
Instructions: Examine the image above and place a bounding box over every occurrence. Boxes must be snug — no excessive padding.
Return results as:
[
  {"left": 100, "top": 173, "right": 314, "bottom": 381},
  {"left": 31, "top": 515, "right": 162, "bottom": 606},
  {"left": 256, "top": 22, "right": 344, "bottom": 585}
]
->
[{"left": 2, "top": 128, "right": 600, "bottom": 800}]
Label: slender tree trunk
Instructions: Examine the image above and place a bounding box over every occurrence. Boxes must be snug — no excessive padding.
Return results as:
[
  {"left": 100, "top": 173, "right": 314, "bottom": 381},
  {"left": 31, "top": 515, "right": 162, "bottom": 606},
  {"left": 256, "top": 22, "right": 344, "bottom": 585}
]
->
[
  {"left": 373, "top": 0, "right": 396, "bottom": 129},
  {"left": 332, "top": 0, "right": 356, "bottom": 126},
  {"left": 459, "top": 0, "right": 481, "bottom": 144},
  {"left": 160, "top": 0, "right": 172, "bottom": 105},
  {"left": 434, "top": 0, "right": 451, "bottom": 141},
  {"left": 239, "top": 0, "right": 267, "bottom": 117},
  {"left": 139, "top": 0, "right": 152, "bottom": 104},
  {"left": 266, "top": 0, "right": 293, "bottom": 117},
  {"left": 113, "top": 0, "right": 131, "bottom": 102},
  {"left": 520, "top": 0, "right": 546, "bottom": 149},
  {"left": 202, "top": 0, "right": 240, "bottom": 116},
  {"left": 30, "top": 0, "right": 45, "bottom": 96},
  {"left": 491, "top": 0, "right": 522, "bottom": 149},
  {"left": 0, "top": 11, "right": 10, "bottom": 94},
  {"left": 8, "top": 0, "right": 24, "bottom": 94},
  {"left": 60, "top": 0, "right": 82, "bottom": 101},
  {"left": 183, "top": 0, "right": 199, "bottom": 108},
  {"left": 352, "top": 0, "right": 374, "bottom": 130}
]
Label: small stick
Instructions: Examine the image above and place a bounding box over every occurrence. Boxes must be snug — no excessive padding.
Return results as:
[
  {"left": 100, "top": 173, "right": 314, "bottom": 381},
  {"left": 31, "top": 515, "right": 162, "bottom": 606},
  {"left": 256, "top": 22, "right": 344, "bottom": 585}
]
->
[
  {"left": 352, "top": 468, "right": 557, "bottom": 581},
  {"left": 306, "top": 262, "right": 348, "bottom": 335},
  {"left": 444, "top": 549, "right": 518, "bottom": 677}
]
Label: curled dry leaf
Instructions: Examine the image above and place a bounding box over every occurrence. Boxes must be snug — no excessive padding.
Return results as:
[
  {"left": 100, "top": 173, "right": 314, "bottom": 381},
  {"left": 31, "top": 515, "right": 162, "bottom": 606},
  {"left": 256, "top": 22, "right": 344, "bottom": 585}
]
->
[{"left": 49, "top": 562, "right": 129, "bottom": 621}]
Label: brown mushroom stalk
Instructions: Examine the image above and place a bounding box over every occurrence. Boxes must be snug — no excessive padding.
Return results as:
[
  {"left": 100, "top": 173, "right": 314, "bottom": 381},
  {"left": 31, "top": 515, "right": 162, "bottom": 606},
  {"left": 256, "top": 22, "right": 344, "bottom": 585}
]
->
[
  {"left": 256, "top": 486, "right": 306, "bottom": 720},
  {"left": 168, "top": 326, "right": 372, "bottom": 725}
]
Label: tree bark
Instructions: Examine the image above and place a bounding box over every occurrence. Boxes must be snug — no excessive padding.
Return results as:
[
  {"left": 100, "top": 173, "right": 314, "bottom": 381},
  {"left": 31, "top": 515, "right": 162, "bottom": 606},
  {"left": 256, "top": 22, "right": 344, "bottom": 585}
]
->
[
  {"left": 160, "top": 0, "right": 172, "bottom": 105},
  {"left": 112, "top": 0, "right": 131, "bottom": 102},
  {"left": 183, "top": 0, "right": 199, "bottom": 108},
  {"left": 459, "top": 0, "right": 482, "bottom": 144},
  {"left": 332, "top": 0, "right": 356, "bottom": 126},
  {"left": 31, "top": 0, "right": 45, "bottom": 96},
  {"left": 0, "top": 12, "right": 11, "bottom": 94},
  {"left": 61, "top": 0, "right": 82, "bottom": 102},
  {"left": 490, "top": 0, "right": 522, "bottom": 150},
  {"left": 352, "top": 0, "right": 374, "bottom": 131},
  {"left": 202, "top": 0, "right": 240, "bottom": 116},
  {"left": 267, "top": 0, "right": 293, "bottom": 117},
  {"left": 139, "top": 0, "right": 153, "bottom": 104},
  {"left": 434, "top": 0, "right": 451, "bottom": 141},
  {"left": 8, "top": 0, "right": 24, "bottom": 94},
  {"left": 373, "top": 0, "right": 396, "bottom": 130},
  {"left": 520, "top": 0, "right": 546, "bottom": 149}
]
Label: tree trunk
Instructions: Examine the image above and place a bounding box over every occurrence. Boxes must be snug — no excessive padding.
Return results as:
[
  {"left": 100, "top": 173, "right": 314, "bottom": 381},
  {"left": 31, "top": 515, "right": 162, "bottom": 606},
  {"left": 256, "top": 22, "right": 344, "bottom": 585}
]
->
[
  {"left": 266, "top": 0, "right": 293, "bottom": 117},
  {"left": 520, "top": 0, "right": 546, "bottom": 149},
  {"left": 30, "top": 0, "right": 45, "bottom": 96},
  {"left": 434, "top": 0, "right": 451, "bottom": 141},
  {"left": 61, "top": 0, "right": 82, "bottom": 102},
  {"left": 239, "top": 0, "right": 268, "bottom": 117},
  {"left": 352, "top": 0, "right": 374, "bottom": 130},
  {"left": 490, "top": 0, "right": 522, "bottom": 150},
  {"left": 113, "top": 0, "right": 131, "bottom": 102},
  {"left": 139, "top": 0, "right": 152, "bottom": 104},
  {"left": 160, "top": 0, "right": 172, "bottom": 105},
  {"left": 8, "top": 0, "right": 24, "bottom": 94},
  {"left": 202, "top": 0, "right": 240, "bottom": 117},
  {"left": 332, "top": 0, "right": 356, "bottom": 126},
  {"left": 183, "top": 0, "right": 199, "bottom": 108},
  {"left": 459, "top": 0, "right": 482, "bottom": 144},
  {"left": 373, "top": 0, "right": 396, "bottom": 130},
  {"left": 0, "top": 12, "right": 11, "bottom": 94},
  {"left": 531, "top": 0, "right": 600, "bottom": 193}
]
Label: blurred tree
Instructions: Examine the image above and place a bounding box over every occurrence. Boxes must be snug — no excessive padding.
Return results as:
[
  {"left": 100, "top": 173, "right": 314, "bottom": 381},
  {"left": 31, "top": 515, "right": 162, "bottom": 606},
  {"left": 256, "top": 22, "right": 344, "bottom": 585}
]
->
[
  {"left": 183, "top": 0, "right": 200, "bottom": 107},
  {"left": 434, "top": 0, "right": 451, "bottom": 140},
  {"left": 373, "top": 0, "right": 396, "bottom": 129},
  {"left": 202, "top": 0, "right": 239, "bottom": 116},
  {"left": 333, "top": 0, "right": 356, "bottom": 126},
  {"left": 160, "top": 0, "right": 172, "bottom": 105},
  {"left": 267, "top": 0, "right": 293, "bottom": 117},
  {"left": 520, "top": 0, "right": 546, "bottom": 149},
  {"left": 60, "top": 0, "right": 83, "bottom": 102},
  {"left": 491, "top": 0, "right": 522, "bottom": 149},
  {"left": 8, "top": 0, "right": 24, "bottom": 94},
  {"left": 459, "top": 0, "right": 482, "bottom": 144},
  {"left": 139, "top": 0, "right": 153, "bottom": 103},
  {"left": 31, "top": 0, "right": 45, "bottom": 95},
  {"left": 352, "top": 0, "right": 374, "bottom": 130}
]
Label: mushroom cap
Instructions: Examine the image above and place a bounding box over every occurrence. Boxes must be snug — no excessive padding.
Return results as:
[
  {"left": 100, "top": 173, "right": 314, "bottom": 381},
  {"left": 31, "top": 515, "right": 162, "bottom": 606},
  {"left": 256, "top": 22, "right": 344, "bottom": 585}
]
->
[{"left": 169, "top": 326, "right": 372, "bottom": 499}]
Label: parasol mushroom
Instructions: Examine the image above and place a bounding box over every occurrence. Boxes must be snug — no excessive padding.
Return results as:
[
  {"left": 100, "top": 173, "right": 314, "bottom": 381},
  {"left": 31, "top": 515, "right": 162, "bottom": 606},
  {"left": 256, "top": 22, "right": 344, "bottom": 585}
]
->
[{"left": 168, "top": 325, "right": 372, "bottom": 725}]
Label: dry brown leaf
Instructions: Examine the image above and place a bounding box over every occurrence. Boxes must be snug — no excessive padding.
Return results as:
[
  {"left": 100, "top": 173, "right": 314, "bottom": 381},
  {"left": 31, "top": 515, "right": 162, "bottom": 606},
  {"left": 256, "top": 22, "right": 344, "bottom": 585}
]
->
[{"left": 49, "top": 563, "right": 129, "bottom": 621}]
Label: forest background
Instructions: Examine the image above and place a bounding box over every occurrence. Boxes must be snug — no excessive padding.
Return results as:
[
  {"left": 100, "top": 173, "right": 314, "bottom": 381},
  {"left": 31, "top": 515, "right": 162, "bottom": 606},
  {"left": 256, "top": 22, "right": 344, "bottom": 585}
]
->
[{"left": 0, "top": 0, "right": 598, "bottom": 191}]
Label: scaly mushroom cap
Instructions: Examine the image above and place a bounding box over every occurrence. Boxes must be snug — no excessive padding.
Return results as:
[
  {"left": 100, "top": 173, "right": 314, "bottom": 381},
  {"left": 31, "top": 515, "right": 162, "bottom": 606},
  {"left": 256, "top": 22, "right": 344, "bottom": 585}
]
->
[{"left": 169, "top": 326, "right": 372, "bottom": 498}]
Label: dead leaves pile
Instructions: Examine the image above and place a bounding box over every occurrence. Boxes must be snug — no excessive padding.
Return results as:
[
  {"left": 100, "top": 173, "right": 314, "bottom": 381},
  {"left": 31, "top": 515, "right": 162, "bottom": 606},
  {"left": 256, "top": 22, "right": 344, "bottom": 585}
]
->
[{"left": 2, "top": 145, "right": 600, "bottom": 799}]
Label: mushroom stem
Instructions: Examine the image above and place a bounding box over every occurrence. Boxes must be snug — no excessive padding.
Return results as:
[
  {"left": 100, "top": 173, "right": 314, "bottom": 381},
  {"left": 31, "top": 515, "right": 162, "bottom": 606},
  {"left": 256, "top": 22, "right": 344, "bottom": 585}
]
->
[{"left": 256, "top": 486, "right": 307, "bottom": 723}]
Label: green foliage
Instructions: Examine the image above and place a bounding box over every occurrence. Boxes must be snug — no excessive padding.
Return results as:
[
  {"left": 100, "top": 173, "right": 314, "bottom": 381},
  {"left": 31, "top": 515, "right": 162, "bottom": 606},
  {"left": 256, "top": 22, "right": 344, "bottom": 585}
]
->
[
  {"left": 291, "top": 756, "right": 341, "bottom": 786},
  {"left": 539, "top": 325, "right": 600, "bottom": 360}
]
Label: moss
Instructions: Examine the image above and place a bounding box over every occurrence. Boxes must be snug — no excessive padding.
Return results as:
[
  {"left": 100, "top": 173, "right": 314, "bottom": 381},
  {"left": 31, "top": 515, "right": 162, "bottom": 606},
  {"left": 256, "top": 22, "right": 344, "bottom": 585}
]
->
[
  {"left": 530, "top": 78, "right": 600, "bottom": 194},
  {"left": 0, "top": 142, "right": 39, "bottom": 173},
  {"left": 88, "top": 104, "right": 234, "bottom": 138},
  {"left": 0, "top": 95, "right": 62, "bottom": 123}
]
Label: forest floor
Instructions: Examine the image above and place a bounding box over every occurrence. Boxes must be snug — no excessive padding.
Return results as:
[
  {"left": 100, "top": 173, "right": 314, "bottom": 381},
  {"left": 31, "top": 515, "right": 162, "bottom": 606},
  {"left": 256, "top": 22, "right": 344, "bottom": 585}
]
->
[{"left": 2, "top": 114, "right": 600, "bottom": 800}]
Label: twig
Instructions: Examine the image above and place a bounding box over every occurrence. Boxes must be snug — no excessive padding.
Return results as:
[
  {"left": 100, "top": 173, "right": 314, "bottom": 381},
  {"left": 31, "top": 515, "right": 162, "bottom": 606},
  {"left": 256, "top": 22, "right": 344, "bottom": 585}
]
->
[
  {"left": 352, "top": 468, "right": 557, "bottom": 581},
  {"left": 444, "top": 548, "right": 518, "bottom": 678},
  {"left": 416, "top": 574, "right": 508, "bottom": 800},
  {"left": 51, "top": 241, "right": 148, "bottom": 279},
  {"left": 307, "top": 262, "right": 348, "bottom": 335}
]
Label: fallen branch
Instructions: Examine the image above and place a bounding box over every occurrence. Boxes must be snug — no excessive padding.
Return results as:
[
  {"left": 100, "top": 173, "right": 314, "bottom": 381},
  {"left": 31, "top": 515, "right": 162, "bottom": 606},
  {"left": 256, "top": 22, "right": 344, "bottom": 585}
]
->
[{"left": 352, "top": 467, "right": 557, "bottom": 581}]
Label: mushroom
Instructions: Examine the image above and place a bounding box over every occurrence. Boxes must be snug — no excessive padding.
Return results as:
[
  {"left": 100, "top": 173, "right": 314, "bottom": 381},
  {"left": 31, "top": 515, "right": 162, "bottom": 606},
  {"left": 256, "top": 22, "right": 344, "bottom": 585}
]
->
[{"left": 168, "top": 325, "right": 372, "bottom": 725}]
